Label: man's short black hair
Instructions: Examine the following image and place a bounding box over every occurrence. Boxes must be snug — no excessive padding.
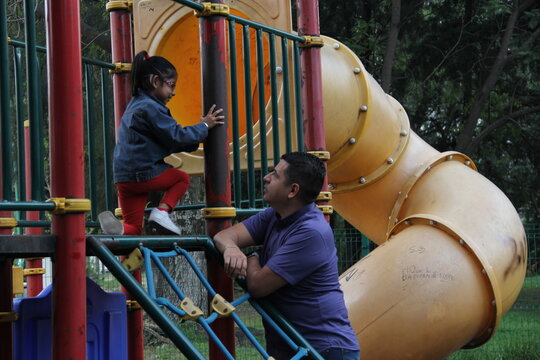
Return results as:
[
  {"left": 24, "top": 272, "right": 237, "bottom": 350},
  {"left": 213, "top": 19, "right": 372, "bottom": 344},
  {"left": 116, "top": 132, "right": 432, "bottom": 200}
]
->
[{"left": 281, "top": 152, "right": 326, "bottom": 204}]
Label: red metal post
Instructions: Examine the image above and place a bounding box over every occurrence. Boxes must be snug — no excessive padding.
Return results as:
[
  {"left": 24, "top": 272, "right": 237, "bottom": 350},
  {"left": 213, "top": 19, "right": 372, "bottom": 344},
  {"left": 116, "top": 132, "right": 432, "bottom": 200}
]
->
[
  {"left": 296, "top": 0, "right": 326, "bottom": 152},
  {"left": 24, "top": 122, "right": 44, "bottom": 297},
  {"left": 45, "top": 0, "right": 87, "bottom": 358},
  {"left": 200, "top": 2, "right": 234, "bottom": 358},
  {"left": 109, "top": 2, "right": 133, "bottom": 132},
  {"left": 108, "top": 3, "right": 144, "bottom": 360}
]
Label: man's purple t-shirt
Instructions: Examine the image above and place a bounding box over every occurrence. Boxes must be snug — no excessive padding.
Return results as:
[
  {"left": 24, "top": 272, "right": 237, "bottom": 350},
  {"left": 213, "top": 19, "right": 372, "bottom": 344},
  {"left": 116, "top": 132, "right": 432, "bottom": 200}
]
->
[{"left": 243, "top": 203, "right": 359, "bottom": 355}]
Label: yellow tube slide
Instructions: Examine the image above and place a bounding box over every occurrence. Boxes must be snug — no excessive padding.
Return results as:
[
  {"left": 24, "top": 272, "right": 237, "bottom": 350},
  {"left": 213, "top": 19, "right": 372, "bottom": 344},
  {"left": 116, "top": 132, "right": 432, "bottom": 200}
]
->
[{"left": 321, "top": 36, "right": 528, "bottom": 359}]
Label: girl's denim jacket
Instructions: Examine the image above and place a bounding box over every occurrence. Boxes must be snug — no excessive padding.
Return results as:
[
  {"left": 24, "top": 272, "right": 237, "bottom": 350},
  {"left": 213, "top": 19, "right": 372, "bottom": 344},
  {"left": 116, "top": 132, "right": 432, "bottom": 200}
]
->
[{"left": 113, "top": 91, "right": 208, "bottom": 183}]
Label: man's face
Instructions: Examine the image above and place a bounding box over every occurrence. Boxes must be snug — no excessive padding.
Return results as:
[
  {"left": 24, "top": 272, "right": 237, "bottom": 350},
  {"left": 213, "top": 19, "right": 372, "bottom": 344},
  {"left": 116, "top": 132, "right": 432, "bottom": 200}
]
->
[{"left": 262, "top": 160, "right": 292, "bottom": 206}]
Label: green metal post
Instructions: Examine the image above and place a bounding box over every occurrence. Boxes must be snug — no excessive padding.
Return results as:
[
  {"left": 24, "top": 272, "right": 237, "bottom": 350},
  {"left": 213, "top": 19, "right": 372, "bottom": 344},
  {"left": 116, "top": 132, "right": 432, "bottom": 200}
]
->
[
  {"left": 228, "top": 19, "right": 242, "bottom": 208},
  {"left": 14, "top": 48, "right": 26, "bottom": 206},
  {"left": 85, "top": 64, "right": 98, "bottom": 219},
  {"left": 256, "top": 29, "right": 269, "bottom": 186},
  {"left": 101, "top": 68, "right": 115, "bottom": 212},
  {"left": 269, "top": 34, "right": 280, "bottom": 166},
  {"left": 281, "top": 36, "right": 292, "bottom": 154},
  {"left": 242, "top": 25, "right": 256, "bottom": 208}
]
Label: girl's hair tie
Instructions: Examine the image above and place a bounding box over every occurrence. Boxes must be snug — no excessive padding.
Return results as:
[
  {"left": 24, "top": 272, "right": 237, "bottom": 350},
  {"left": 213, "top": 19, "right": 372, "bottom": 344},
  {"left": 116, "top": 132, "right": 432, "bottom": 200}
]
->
[{"left": 144, "top": 53, "right": 151, "bottom": 60}]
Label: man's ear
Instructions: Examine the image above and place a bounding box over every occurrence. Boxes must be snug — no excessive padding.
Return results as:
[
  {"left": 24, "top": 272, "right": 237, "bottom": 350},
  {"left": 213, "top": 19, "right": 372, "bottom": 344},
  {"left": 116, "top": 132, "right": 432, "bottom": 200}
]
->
[{"left": 288, "top": 183, "right": 300, "bottom": 199}]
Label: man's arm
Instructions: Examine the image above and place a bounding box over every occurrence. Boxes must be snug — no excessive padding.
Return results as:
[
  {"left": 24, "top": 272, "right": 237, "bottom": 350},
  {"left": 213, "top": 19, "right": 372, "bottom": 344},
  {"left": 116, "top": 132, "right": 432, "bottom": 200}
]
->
[
  {"left": 214, "top": 223, "right": 255, "bottom": 279},
  {"left": 246, "top": 254, "right": 288, "bottom": 298}
]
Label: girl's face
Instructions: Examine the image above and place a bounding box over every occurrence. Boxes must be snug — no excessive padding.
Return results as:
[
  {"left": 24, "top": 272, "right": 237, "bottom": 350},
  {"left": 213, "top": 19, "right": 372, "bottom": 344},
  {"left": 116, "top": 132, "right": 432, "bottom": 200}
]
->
[{"left": 149, "top": 74, "right": 177, "bottom": 104}]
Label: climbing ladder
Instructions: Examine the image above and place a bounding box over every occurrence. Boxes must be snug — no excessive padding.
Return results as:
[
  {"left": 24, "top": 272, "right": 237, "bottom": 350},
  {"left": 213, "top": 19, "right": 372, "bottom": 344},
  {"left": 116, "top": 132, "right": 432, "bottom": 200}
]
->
[{"left": 87, "top": 236, "right": 323, "bottom": 360}]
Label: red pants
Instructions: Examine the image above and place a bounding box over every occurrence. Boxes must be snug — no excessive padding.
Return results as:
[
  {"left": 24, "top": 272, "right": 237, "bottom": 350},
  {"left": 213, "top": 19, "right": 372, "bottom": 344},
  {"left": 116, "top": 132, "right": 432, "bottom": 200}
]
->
[{"left": 117, "top": 168, "right": 190, "bottom": 235}]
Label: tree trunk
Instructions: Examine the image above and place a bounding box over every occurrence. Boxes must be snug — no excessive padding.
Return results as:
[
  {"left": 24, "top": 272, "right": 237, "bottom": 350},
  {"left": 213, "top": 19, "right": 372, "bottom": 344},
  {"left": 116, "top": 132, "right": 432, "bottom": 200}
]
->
[{"left": 381, "top": 0, "right": 401, "bottom": 92}]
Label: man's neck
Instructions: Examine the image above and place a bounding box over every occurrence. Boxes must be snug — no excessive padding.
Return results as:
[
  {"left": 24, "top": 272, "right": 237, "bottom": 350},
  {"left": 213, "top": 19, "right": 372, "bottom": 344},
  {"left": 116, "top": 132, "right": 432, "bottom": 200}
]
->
[{"left": 273, "top": 201, "right": 308, "bottom": 219}]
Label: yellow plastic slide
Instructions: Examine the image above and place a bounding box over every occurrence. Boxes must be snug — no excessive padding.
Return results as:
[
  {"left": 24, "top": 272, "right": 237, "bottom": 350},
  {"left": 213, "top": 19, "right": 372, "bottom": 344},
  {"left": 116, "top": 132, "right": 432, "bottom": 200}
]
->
[{"left": 321, "top": 36, "right": 527, "bottom": 359}]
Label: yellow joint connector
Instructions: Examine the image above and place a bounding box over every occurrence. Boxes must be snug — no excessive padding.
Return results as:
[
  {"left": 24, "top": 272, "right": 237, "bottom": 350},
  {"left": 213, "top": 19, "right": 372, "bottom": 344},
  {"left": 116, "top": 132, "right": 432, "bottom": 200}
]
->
[
  {"left": 211, "top": 294, "right": 236, "bottom": 317},
  {"left": 114, "top": 208, "right": 123, "bottom": 218},
  {"left": 110, "top": 62, "right": 132, "bottom": 74},
  {"left": 25, "top": 257, "right": 44, "bottom": 261},
  {"left": 0, "top": 217, "right": 18, "bottom": 228},
  {"left": 299, "top": 36, "right": 324, "bottom": 48},
  {"left": 127, "top": 300, "right": 141, "bottom": 311},
  {"left": 24, "top": 120, "right": 30, "bottom": 127},
  {"left": 317, "top": 205, "right": 333, "bottom": 215},
  {"left": 180, "top": 297, "right": 204, "bottom": 320},
  {"left": 121, "top": 248, "right": 144, "bottom": 272},
  {"left": 307, "top": 151, "right": 331, "bottom": 161},
  {"left": 23, "top": 268, "right": 46, "bottom": 276},
  {"left": 195, "top": 2, "right": 230, "bottom": 17},
  {"left": 201, "top": 207, "right": 236, "bottom": 219},
  {"left": 47, "top": 198, "right": 91, "bottom": 215},
  {"left": 106, "top": 0, "right": 132, "bottom": 12},
  {"left": 316, "top": 191, "right": 332, "bottom": 201},
  {"left": 0, "top": 312, "right": 19, "bottom": 323}
]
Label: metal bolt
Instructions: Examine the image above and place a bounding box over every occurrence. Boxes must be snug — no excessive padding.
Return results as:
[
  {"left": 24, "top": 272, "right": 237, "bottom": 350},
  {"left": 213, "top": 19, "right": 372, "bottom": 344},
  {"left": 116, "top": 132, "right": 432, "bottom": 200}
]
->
[
  {"left": 387, "top": 157, "right": 394, "bottom": 164},
  {"left": 353, "top": 67, "right": 361, "bottom": 74},
  {"left": 328, "top": 184, "right": 335, "bottom": 190},
  {"left": 395, "top": 218, "right": 399, "bottom": 223},
  {"left": 333, "top": 43, "right": 340, "bottom": 49},
  {"left": 349, "top": 138, "right": 356, "bottom": 144},
  {"left": 459, "top": 239, "right": 465, "bottom": 245},
  {"left": 276, "top": 66, "right": 283, "bottom": 74},
  {"left": 482, "top": 269, "right": 487, "bottom": 274},
  {"left": 404, "top": 220, "right": 410, "bottom": 225},
  {"left": 429, "top": 220, "right": 435, "bottom": 225},
  {"left": 465, "top": 160, "right": 471, "bottom": 166},
  {"left": 359, "top": 177, "right": 366, "bottom": 184},
  {"left": 447, "top": 155, "right": 453, "bottom": 161},
  {"left": 491, "top": 300, "right": 496, "bottom": 306},
  {"left": 400, "top": 130, "right": 408, "bottom": 136},
  {"left": 360, "top": 105, "right": 368, "bottom": 112}
]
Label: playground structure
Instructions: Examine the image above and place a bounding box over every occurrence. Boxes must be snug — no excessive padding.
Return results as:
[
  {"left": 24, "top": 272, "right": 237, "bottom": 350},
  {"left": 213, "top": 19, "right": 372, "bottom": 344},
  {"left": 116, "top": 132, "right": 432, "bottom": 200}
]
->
[{"left": 0, "top": 0, "right": 528, "bottom": 359}]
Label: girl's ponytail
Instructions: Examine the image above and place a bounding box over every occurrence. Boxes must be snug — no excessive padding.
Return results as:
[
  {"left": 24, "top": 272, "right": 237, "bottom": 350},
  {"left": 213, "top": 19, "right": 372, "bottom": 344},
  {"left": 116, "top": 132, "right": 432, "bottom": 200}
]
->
[{"left": 131, "top": 51, "right": 149, "bottom": 96}]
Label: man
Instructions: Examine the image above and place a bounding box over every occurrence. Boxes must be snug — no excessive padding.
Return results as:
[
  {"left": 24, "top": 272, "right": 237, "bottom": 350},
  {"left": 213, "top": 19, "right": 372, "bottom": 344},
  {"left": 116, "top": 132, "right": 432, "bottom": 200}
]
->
[{"left": 214, "top": 152, "right": 360, "bottom": 360}]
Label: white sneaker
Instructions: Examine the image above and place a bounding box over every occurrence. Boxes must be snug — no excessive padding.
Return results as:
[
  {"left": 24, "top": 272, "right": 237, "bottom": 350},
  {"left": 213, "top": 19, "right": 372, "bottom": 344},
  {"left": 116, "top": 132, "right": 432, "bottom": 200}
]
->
[
  {"left": 98, "top": 211, "right": 124, "bottom": 235},
  {"left": 148, "top": 208, "right": 181, "bottom": 235}
]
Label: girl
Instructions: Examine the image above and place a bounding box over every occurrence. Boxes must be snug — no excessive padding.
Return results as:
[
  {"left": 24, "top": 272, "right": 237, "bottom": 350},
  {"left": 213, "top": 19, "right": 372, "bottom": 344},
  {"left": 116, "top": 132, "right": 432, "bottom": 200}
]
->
[{"left": 99, "top": 50, "right": 224, "bottom": 235}]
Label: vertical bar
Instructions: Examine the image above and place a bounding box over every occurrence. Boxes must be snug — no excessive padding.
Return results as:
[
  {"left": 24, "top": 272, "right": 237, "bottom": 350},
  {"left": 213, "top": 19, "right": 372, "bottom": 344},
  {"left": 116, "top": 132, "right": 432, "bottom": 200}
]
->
[
  {"left": 108, "top": 4, "right": 143, "bottom": 359},
  {"left": 281, "top": 36, "right": 292, "bottom": 154},
  {"left": 101, "top": 68, "right": 114, "bottom": 212},
  {"left": 45, "top": 0, "right": 87, "bottom": 358},
  {"left": 25, "top": 121, "right": 44, "bottom": 297},
  {"left": 14, "top": 48, "right": 27, "bottom": 207},
  {"left": 293, "top": 42, "right": 304, "bottom": 152},
  {"left": 25, "top": 0, "right": 44, "bottom": 202},
  {"left": 255, "top": 29, "right": 268, "bottom": 187},
  {"left": 228, "top": 19, "right": 242, "bottom": 208},
  {"left": 0, "top": 1, "right": 14, "bottom": 357},
  {"left": 84, "top": 64, "right": 97, "bottom": 220},
  {"left": 200, "top": 1, "right": 235, "bottom": 357},
  {"left": 242, "top": 25, "right": 255, "bottom": 208},
  {"left": 296, "top": 0, "right": 326, "bottom": 152},
  {"left": 269, "top": 33, "right": 280, "bottom": 166}
]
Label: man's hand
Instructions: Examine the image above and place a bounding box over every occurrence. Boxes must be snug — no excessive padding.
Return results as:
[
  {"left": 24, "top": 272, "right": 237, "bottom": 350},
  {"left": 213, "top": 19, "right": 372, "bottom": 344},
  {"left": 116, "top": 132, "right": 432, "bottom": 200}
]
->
[{"left": 223, "top": 246, "right": 247, "bottom": 279}]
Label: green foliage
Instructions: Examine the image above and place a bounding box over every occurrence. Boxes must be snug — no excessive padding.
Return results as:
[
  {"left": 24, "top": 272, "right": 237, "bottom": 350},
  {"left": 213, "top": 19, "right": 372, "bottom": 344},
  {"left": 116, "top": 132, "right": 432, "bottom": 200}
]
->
[{"left": 320, "top": 0, "right": 540, "bottom": 221}]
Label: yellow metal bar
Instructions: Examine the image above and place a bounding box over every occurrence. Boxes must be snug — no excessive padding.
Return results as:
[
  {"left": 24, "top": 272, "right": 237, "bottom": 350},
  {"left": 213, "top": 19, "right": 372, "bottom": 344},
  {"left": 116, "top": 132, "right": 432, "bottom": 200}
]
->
[
  {"left": 200, "top": 207, "right": 236, "bottom": 219},
  {"left": 12, "top": 266, "right": 24, "bottom": 295},
  {"left": 299, "top": 36, "right": 324, "bottom": 48},
  {"left": 194, "top": 2, "right": 230, "bottom": 17},
  {"left": 47, "top": 197, "right": 91, "bottom": 214},
  {"left": 23, "top": 268, "right": 46, "bottom": 276},
  {"left": 106, "top": 0, "right": 132, "bottom": 12},
  {"left": 109, "top": 62, "right": 132, "bottom": 74},
  {"left": 0, "top": 312, "right": 19, "bottom": 323},
  {"left": 0, "top": 217, "right": 17, "bottom": 228}
]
